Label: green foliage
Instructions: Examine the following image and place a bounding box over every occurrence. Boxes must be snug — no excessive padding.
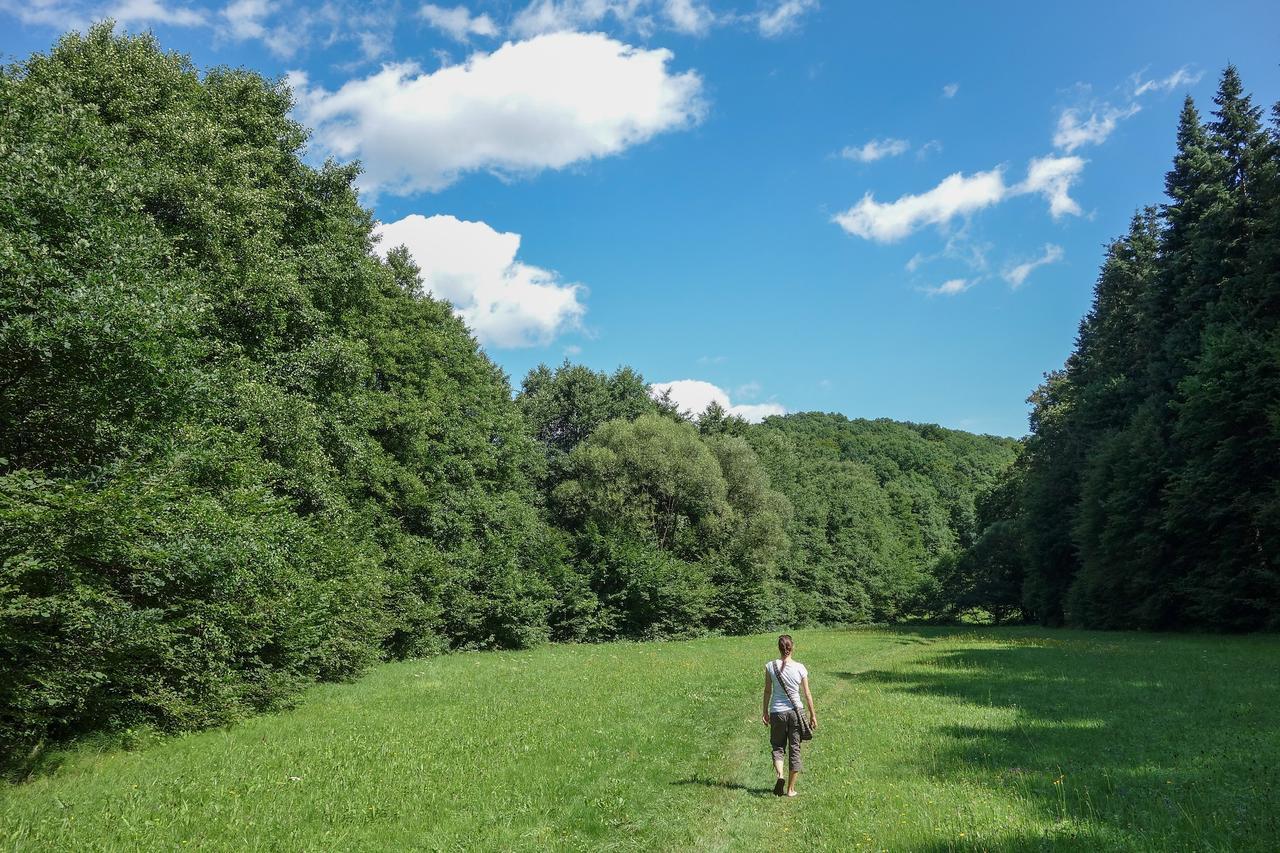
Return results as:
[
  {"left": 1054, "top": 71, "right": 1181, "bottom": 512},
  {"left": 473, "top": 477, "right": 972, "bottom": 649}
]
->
[
  {"left": 746, "top": 414, "right": 1019, "bottom": 624},
  {"left": 0, "top": 25, "right": 559, "bottom": 762},
  {"left": 976, "top": 66, "right": 1280, "bottom": 631},
  {"left": 518, "top": 361, "right": 662, "bottom": 460},
  {"left": 551, "top": 414, "right": 789, "bottom": 638}
]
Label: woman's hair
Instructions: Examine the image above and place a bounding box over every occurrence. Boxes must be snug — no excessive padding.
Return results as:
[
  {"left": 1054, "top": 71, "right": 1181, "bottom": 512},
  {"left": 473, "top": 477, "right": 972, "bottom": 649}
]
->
[{"left": 777, "top": 634, "right": 794, "bottom": 657}]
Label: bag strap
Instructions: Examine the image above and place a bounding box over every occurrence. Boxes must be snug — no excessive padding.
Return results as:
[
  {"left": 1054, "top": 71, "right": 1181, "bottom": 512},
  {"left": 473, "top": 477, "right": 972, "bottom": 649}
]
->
[{"left": 772, "top": 661, "right": 805, "bottom": 717}]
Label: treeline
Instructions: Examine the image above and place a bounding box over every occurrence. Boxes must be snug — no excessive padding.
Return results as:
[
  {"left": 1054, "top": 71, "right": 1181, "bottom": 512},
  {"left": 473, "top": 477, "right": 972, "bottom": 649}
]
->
[
  {"left": 0, "top": 29, "right": 1015, "bottom": 760},
  {"left": 957, "top": 67, "right": 1280, "bottom": 631}
]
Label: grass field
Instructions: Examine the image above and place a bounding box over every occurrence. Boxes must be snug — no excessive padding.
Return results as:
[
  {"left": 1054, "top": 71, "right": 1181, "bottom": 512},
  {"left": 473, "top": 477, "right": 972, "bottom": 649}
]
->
[{"left": 3, "top": 627, "right": 1278, "bottom": 851}]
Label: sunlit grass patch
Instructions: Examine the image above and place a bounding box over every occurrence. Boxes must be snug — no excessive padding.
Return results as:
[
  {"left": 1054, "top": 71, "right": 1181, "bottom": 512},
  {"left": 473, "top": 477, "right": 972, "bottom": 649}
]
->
[{"left": 2, "top": 627, "right": 1277, "bottom": 851}]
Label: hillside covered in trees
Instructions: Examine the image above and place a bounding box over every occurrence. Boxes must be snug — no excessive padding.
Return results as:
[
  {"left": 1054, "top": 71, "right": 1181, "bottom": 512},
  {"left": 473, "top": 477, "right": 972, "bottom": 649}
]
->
[
  {"left": 957, "top": 67, "right": 1280, "bottom": 632},
  {"left": 0, "top": 28, "right": 1015, "bottom": 759}
]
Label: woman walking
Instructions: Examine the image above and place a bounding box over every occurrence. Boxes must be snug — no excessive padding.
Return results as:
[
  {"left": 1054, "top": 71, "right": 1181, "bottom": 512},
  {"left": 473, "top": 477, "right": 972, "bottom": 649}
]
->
[{"left": 762, "top": 634, "right": 817, "bottom": 797}]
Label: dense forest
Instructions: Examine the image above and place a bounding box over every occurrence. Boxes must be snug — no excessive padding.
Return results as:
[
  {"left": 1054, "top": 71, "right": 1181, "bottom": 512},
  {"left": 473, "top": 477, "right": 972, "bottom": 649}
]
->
[
  {"left": 958, "top": 66, "right": 1280, "bottom": 633},
  {"left": 0, "top": 28, "right": 1275, "bottom": 763}
]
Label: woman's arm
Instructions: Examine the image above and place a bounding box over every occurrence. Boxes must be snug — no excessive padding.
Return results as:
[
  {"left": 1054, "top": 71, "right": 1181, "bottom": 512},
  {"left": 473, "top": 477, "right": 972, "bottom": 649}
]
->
[
  {"left": 762, "top": 672, "right": 772, "bottom": 725},
  {"left": 801, "top": 676, "right": 817, "bottom": 729}
]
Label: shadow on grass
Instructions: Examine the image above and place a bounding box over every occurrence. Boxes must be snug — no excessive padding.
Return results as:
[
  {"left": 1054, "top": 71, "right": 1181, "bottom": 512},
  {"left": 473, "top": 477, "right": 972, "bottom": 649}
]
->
[
  {"left": 846, "top": 631, "right": 1280, "bottom": 849},
  {"left": 671, "top": 775, "right": 775, "bottom": 797}
]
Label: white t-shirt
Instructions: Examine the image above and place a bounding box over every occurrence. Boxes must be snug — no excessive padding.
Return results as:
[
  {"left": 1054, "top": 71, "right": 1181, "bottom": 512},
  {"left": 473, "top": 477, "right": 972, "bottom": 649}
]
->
[{"left": 766, "top": 659, "right": 808, "bottom": 714}]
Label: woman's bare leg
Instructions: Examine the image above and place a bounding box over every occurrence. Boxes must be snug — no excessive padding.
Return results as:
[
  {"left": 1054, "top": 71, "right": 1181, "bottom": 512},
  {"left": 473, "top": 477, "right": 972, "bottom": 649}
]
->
[{"left": 787, "top": 770, "right": 799, "bottom": 795}]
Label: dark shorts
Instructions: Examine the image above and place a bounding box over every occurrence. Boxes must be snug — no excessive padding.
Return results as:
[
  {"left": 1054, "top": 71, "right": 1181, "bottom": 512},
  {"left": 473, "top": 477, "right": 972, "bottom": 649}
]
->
[{"left": 769, "top": 710, "right": 803, "bottom": 771}]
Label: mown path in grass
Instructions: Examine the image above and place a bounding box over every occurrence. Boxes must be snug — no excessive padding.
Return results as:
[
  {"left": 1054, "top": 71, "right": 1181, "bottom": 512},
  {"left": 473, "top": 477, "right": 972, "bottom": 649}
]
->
[{"left": 3, "top": 627, "right": 1278, "bottom": 851}]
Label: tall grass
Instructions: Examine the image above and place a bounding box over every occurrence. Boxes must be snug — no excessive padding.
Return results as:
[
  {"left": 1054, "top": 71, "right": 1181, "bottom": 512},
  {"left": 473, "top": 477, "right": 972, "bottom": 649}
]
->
[{"left": 2, "top": 627, "right": 1277, "bottom": 850}]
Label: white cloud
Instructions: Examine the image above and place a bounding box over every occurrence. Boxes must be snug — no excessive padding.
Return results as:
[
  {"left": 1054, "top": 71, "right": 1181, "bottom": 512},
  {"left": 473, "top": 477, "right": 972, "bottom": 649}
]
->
[
  {"left": 841, "top": 137, "right": 910, "bottom": 163},
  {"left": 356, "top": 30, "right": 390, "bottom": 60},
  {"left": 507, "top": 0, "right": 812, "bottom": 38},
  {"left": 1053, "top": 67, "right": 1196, "bottom": 155},
  {"left": 1018, "top": 155, "right": 1085, "bottom": 218},
  {"left": 290, "top": 31, "right": 705, "bottom": 195},
  {"left": 221, "top": 0, "right": 266, "bottom": 37},
  {"left": 510, "top": 0, "right": 716, "bottom": 37},
  {"left": 834, "top": 155, "right": 1084, "bottom": 242},
  {"left": 1053, "top": 103, "right": 1140, "bottom": 152},
  {"left": 374, "top": 214, "right": 586, "bottom": 347},
  {"left": 663, "top": 0, "right": 715, "bottom": 34},
  {"left": 927, "top": 278, "right": 973, "bottom": 296},
  {"left": 220, "top": 0, "right": 310, "bottom": 56},
  {"left": 511, "top": 0, "right": 649, "bottom": 37},
  {"left": 942, "top": 82, "right": 959, "bottom": 98},
  {"left": 833, "top": 168, "right": 1007, "bottom": 242},
  {"left": 730, "top": 402, "right": 788, "bottom": 421},
  {"left": 24, "top": 0, "right": 209, "bottom": 28},
  {"left": 420, "top": 3, "right": 498, "bottom": 41},
  {"left": 1133, "top": 65, "right": 1203, "bottom": 97},
  {"left": 109, "top": 0, "right": 205, "bottom": 25},
  {"left": 756, "top": 0, "right": 818, "bottom": 37},
  {"left": 650, "top": 379, "right": 785, "bottom": 422},
  {"left": 1003, "top": 243, "right": 1064, "bottom": 288}
]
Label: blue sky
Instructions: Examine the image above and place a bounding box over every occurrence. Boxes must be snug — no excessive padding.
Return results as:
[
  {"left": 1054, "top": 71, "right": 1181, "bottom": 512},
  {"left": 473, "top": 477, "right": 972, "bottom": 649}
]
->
[{"left": 4, "top": 0, "right": 1278, "bottom": 436}]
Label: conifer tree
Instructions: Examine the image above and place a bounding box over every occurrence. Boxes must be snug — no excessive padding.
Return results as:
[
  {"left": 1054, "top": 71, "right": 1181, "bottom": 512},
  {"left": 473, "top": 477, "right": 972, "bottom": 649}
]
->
[{"left": 1164, "top": 71, "right": 1279, "bottom": 628}]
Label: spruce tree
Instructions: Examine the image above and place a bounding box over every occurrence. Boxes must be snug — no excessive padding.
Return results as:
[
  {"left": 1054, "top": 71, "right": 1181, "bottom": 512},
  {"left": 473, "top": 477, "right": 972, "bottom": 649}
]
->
[
  {"left": 1165, "top": 71, "right": 1279, "bottom": 628},
  {"left": 1068, "top": 212, "right": 1165, "bottom": 626}
]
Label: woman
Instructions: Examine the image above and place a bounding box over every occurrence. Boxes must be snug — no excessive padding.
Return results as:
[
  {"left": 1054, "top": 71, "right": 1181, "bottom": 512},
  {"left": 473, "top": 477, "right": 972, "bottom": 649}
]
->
[{"left": 762, "top": 634, "right": 817, "bottom": 797}]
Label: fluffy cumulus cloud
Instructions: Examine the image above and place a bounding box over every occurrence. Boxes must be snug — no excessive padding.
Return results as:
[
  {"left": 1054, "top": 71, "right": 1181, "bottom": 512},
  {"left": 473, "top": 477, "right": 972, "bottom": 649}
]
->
[
  {"left": 841, "top": 137, "right": 910, "bottom": 163},
  {"left": 650, "top": 379, "right": 786, "bottom": 422},
  {"left": 833, "top": 168, "right": 1007, "bottom": 242},
  {"left": 290, "top": 31, "right": 705, "bottom": 195},
  {"left": 833, "top": 156, "right": 1084, "bottom": 242},
  {"left": 419, "top": 3, "right": 498, "bottom": 41},
  {"left": 1003, "top": 243, "right": 1064, "bottom": 288},
  {"left": 374, "top": 214, "right": 586, "bottom": 347},
  {"left": 941, "top": 82, "right": 959, "bottom": 98},
  {"left": 1020, "top": 155, "right": 1085, "bottom": 218},
  {"left": 1053, "top": 103, "right": 1141, "bottom": 152}
]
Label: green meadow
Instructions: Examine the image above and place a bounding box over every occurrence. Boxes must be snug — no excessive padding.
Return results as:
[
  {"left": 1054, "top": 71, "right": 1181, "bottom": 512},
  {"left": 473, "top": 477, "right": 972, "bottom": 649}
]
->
[{"left": 3, "top": 627, "right": 1277, "bottom": 851}]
